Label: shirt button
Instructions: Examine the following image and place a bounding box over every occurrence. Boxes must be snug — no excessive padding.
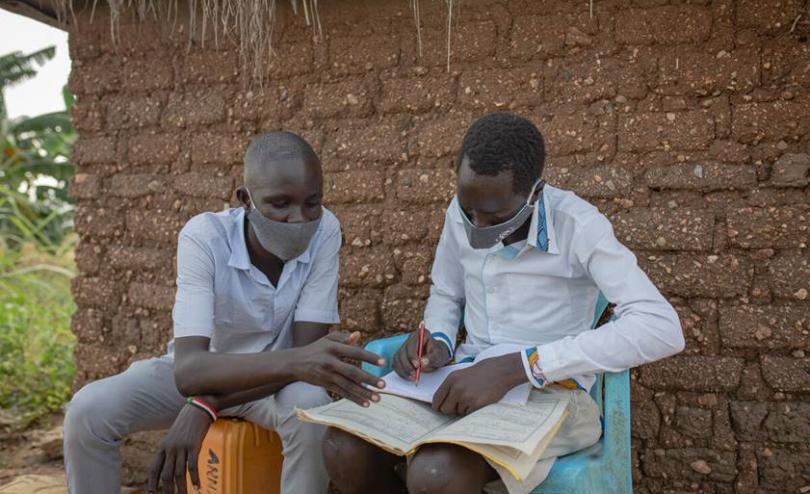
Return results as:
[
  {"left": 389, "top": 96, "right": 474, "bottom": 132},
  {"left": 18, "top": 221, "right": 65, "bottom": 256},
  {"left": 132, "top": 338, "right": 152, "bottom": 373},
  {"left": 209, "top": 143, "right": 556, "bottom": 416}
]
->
[{"left": 487, "top": 286, "right": 496, "bottom": 294}]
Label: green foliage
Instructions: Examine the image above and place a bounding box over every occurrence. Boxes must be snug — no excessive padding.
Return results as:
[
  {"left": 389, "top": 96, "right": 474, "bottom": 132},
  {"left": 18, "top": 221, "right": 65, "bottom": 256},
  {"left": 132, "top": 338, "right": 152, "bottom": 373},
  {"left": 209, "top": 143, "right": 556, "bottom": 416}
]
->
[
  {"left": 0, "top": 47, "right": 56, "bottom": 120},
  {"left": 0, "top": 240, "right": 76, "bottom": 427},
  {"left": 1, "top": 48, "right": 76, "bottom": 253},
  {"left": 0, "top": 48, "right": 78, "bottom": 427},
  {"left": 0, "top": 47, "right": 56, "bottom": 88},
  {"left": 0, "top": 185, "right": 76, "bottom": 256}
]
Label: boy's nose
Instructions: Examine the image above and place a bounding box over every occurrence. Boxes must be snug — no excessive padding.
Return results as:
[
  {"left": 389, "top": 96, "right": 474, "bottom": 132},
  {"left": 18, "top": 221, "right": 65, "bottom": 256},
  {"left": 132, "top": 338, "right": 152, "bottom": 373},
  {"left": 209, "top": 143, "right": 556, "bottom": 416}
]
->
[{"left": 286, "top": 207, "right": 307, "bottom": 223}]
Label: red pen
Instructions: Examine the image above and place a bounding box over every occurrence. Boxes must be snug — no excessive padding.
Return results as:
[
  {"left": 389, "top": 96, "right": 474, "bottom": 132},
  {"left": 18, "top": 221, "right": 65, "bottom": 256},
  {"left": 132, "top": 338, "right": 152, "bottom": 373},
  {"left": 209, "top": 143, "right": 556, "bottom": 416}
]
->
[{"left": 415, "top": 321, "right": 426, "bottom": 386}]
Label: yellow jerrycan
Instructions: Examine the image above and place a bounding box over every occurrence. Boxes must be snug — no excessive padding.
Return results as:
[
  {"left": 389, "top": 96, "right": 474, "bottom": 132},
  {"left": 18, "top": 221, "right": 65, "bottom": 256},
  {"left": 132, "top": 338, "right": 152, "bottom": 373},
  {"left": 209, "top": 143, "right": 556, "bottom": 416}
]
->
[{"left": 188, "top": 419, "right": 283, "bottom": 494}]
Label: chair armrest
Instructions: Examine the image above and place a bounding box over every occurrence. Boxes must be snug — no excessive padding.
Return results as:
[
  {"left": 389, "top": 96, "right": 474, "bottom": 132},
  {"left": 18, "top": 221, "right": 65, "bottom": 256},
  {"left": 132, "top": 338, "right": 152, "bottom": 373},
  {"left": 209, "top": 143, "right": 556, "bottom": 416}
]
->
[{"left": 362, "top": 334, "right": 409, "bottom": 378}]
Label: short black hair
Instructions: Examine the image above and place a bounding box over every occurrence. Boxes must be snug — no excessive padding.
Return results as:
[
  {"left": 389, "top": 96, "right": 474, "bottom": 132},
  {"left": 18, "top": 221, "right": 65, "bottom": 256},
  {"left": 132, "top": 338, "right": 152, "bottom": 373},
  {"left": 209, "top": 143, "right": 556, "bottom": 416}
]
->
[
  {"left": 244, "top": 131, "right": 319, "bottom": 182},
  {"left": 457, "top": 112, "right": 546, "bottom": 194}
]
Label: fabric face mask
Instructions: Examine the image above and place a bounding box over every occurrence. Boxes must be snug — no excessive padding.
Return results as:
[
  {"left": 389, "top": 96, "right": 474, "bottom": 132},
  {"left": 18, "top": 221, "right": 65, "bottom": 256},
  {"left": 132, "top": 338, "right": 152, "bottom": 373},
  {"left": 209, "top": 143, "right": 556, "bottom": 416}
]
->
[
  {"left": 245, "top": 188, "right": 322, "bottom": 261},
  {"left": 460, "top": 179, "right": 544, "bottom": 250}
]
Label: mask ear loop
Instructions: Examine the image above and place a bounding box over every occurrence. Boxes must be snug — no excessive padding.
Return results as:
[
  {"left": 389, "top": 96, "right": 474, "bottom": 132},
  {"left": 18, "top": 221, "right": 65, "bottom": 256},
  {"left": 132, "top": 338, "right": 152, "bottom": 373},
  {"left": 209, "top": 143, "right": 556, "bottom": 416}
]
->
[
  {"left": 494, "top": 179, "right": 545, "bottom": 242},
  {"left": 244, "top": 187, "right": 256, "bottom": 211},
  {"left": 526, "top": 179, "right": 546, "bottom": 206}
]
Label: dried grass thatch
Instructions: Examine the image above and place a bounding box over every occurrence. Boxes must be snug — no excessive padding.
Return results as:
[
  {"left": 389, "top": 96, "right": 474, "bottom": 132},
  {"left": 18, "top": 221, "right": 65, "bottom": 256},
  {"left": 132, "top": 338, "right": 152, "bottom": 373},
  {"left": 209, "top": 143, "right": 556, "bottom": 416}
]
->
[
  {"left": 49, "top": 0, "right": 309, "bottom": 81},
  {"left": 47, "top": 0, "right": 466, "bottom": 79}
]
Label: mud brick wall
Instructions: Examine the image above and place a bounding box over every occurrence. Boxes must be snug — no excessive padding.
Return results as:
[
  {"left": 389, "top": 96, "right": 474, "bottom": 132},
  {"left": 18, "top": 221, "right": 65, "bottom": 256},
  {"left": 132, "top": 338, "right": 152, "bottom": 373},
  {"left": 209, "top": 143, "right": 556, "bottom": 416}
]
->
[{"left": 66, "top": 0, "right": 809, "bottom": 491}]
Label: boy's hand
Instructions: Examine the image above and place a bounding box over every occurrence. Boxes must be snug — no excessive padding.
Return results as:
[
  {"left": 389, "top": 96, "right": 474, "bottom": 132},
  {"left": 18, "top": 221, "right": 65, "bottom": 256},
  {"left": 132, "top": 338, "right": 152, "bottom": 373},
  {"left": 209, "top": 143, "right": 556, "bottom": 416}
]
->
[
  {"left": 291, "top": 331, "right": 387, "bottom": 407},
  {"left": 148, "top": 403, "right": 213, "bottom": 494},
  {"left": 432, "top": 353, "right": 526, "bottom": 415},
  {"left": 393, "top": 329, "right": 452, "bottom": 380}
]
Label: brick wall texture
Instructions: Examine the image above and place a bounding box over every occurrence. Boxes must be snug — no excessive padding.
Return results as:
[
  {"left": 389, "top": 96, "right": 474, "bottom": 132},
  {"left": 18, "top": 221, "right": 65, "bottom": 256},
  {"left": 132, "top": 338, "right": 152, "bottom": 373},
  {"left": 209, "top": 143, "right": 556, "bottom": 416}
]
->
[{"left": 66, "top": 0, "right": 810, "bottom": 491}]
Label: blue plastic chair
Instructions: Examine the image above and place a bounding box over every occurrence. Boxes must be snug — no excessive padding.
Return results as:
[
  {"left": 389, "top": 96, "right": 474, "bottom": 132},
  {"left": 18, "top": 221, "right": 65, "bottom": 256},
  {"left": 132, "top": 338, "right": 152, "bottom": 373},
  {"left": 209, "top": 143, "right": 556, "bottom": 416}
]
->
[{"left": 362, "top": 293, "right": 632, "bottom": 494}]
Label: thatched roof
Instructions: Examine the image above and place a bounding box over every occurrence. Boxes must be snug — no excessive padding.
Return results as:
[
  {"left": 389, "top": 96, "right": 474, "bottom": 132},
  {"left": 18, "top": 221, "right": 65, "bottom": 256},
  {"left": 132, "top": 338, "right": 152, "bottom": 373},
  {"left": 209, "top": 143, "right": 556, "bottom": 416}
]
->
[
  {"left": 0, "top": 0, "right": 64, "bottom": 28},
  {"left": 0, "top": 0, "right": 457, "bottom": 77},
  {"left": 1, "top": 0, "right": 338, "bottom": 80}
]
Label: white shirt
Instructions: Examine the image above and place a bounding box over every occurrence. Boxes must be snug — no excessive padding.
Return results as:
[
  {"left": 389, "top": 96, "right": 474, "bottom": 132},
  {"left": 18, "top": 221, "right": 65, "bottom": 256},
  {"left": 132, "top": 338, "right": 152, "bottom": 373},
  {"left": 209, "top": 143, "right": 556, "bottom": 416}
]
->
[
  {"left": 168, "top": 207, "right": 341, "bottom": 356},
  {"left": 423, "top": 185, "right": 685, "bottom": 391}
]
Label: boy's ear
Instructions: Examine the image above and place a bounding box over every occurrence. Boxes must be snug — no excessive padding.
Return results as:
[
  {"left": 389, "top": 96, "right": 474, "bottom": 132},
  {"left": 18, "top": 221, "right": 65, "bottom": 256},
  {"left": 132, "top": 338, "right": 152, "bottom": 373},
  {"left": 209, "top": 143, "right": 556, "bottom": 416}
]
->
[{"left": 235, "top": 187, "right": 250, "bottom": 209}]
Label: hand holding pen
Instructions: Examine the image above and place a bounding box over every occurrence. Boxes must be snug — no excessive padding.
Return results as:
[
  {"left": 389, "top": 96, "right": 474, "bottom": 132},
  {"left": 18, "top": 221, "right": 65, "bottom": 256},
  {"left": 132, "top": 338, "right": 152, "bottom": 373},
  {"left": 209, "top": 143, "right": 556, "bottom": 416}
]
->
[{"left": 392, "top": 321, "right": 453, "bottom": 382}]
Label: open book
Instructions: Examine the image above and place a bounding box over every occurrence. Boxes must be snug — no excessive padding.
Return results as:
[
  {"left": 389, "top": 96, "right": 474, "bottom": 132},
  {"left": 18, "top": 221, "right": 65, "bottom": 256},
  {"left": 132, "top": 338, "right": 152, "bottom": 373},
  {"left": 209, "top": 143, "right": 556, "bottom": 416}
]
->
[{"left": 297, "top": 390, "right": 569, "bottom": 481}]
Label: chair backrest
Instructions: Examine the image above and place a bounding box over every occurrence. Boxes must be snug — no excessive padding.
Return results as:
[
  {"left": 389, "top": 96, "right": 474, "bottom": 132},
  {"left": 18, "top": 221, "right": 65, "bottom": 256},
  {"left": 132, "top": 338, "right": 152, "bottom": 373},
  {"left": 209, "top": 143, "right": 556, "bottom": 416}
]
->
[
  {"left": 589, "top": 292, "right": 633, "bottom": 489},
  {"left": 592, "top": 291, "right": 610, "bottom": 328},
  {"left": 588, "top": 292, "right": 611, "bottom": 410}
]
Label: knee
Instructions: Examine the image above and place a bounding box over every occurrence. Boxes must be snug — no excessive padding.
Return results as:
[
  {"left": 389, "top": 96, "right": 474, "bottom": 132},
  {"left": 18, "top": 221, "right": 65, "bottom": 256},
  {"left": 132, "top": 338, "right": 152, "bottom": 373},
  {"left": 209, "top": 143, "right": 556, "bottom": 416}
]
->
[
  {"left": 276, "top": 381, "right": 331, "bottom": 414},
  {"left": 274, "top": 383, "right": 329, "bottom": 447},
  {"left": 64, "top": 382, "right": 110, "bottom": 446},
  {"left": 407, "top": 446, "right": 481, "bottom": 494},
  {"left": 322, "top": 428, "right": 362, "bottom": 473},
  {"left": 322, "top": 428, "right": 379, "bottom": 489}
]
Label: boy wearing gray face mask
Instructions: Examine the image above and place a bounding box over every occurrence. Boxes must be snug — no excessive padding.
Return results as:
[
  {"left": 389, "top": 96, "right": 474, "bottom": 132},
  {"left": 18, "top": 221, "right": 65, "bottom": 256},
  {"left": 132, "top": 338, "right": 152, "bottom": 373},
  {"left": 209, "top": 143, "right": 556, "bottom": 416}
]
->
[
  {"left": 63, "top": 131, "right": 386, "bottom": 494},
  {"left": 323, "top": 113, "right": 684, "bottom": 494}
]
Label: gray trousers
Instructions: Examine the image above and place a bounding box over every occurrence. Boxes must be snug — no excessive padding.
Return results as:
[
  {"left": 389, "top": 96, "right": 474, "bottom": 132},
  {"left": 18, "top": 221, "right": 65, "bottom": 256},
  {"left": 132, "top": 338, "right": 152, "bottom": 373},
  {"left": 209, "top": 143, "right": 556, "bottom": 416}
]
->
[{"left": 63, "top": 356, "right": 331, "bottom": 494}]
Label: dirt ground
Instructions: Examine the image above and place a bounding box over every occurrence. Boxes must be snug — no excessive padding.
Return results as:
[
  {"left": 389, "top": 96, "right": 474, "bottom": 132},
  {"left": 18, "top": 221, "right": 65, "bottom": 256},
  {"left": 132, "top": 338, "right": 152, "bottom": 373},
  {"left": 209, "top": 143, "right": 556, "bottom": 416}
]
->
[
  {"left": 0, "top": 410, "right": 156, "bottom": 493},
  {"left": 0, "top": 414, "right": 66, "bottom": 488},
  {"left": 0, "top": 415, "right": 146, "bottom": 493}
]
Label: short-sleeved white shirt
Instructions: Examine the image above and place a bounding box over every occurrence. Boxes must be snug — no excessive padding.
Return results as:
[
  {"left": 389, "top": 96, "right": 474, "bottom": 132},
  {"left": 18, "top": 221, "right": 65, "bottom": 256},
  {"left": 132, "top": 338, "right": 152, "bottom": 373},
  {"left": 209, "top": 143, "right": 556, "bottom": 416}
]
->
[{"left": 167, "top": 207, "right": 341, "bottom": 356}]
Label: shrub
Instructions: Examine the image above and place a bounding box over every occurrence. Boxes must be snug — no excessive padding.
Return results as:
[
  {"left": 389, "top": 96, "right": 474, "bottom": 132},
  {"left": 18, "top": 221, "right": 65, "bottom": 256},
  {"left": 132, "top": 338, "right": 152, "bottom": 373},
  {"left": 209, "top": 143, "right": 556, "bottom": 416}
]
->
[{"left": 0, "top": 239, "right": 76, "bottom": 427}]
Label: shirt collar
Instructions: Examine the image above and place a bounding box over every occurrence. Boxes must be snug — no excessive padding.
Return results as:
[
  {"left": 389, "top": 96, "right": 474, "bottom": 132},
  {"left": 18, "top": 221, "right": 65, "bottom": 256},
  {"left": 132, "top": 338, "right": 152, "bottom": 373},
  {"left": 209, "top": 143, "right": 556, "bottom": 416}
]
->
[
  {"left": 527, "top": 185, "right": 560, "bottom": 255},
  {"left": 227, "top": 208, "right": 313, "bottom": 272},
  {"left": 227, "top": 208, "right": 252, "bottom": 271}
]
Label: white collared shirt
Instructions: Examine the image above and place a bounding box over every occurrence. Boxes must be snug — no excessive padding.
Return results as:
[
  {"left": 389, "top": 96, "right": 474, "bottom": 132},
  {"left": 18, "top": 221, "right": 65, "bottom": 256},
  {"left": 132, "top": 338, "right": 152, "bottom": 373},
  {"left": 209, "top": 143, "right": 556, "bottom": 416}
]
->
[
  {"left": 423, "top": 185, "right": 685, "bottom": 391},
  {"left": 168, "top": 207, "right": 341, "bottom": 356}
]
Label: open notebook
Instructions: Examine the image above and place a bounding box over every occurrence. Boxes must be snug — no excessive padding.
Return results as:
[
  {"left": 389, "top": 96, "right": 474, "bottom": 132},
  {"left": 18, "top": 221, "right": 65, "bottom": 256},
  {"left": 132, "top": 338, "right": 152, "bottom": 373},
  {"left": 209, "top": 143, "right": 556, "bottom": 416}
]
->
[{"left": 378, "top": 344, "right": 531, "bottom": 406}]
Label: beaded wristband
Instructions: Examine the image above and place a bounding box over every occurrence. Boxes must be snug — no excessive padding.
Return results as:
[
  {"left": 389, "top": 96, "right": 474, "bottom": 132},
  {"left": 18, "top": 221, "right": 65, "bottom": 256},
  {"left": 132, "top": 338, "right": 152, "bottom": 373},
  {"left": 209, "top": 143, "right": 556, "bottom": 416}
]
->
[{"left": 187, "top": 396, "right": 218, "bottom": 422}]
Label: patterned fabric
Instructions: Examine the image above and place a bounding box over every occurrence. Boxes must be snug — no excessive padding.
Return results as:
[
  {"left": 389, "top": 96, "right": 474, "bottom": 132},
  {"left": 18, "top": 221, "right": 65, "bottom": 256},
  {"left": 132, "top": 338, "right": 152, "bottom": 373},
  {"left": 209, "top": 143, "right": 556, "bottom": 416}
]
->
[
  {"left": 535, "top": 192, "right": 549, "bottom": 252},
  {"left": 522, "top": 347, "right": 547, "bottom": 388}
]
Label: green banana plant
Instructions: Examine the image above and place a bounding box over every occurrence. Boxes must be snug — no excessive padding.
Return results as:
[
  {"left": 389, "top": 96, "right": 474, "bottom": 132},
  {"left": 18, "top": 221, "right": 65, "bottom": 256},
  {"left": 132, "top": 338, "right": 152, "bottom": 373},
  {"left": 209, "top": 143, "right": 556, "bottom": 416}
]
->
[{"left": 1, "top": 48, "right": 76, "bottom": 252}]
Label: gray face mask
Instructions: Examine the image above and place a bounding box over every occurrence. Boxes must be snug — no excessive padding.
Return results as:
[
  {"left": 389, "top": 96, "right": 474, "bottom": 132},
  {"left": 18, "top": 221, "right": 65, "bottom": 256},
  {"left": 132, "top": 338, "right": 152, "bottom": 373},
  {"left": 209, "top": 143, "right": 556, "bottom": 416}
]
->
[
  {"left": 245, "top": 188, "right": 322, "bottom": 261},
  {"left": 460, "top": 179, "right": 544, "bottom": 250}
]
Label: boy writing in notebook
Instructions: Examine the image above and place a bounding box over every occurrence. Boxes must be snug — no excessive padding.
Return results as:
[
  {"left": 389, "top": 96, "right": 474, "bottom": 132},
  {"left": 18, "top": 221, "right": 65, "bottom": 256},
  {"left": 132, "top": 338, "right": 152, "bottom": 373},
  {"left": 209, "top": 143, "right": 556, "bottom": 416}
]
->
[{"left": 323, "top": 112, "right": 685, "bottom": 494}]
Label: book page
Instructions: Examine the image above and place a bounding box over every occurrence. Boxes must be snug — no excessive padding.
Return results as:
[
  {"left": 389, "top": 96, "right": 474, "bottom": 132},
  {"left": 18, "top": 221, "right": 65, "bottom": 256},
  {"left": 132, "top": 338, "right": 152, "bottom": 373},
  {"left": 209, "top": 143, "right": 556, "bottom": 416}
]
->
[
  {"left": 450, "top": 411, "right": 569, "bottom": 481},
  {"left": 297, "top": 394, "right": 456, "bottom": 455},
  {"left": 379, "top": 344, "right": 531, "bottom": 406},
  {"left": 424, "top": 391, "right": 570, "bottom": 455}
]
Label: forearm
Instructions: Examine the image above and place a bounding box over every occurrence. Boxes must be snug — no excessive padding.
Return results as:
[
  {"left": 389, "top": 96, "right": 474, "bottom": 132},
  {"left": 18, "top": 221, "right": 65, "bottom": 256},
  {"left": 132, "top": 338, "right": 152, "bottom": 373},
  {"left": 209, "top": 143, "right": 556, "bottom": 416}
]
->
[
  {"left": 568, "top": 219, "right": 685, "bottom": 380},
  {"left": 492, "top": 353, "right": 529, "bottom": 388},
  {"left": 534, "top": 308, "right": 684, "bottom": 381},
  {"left": 175, "top": 349, "right": 300, "bottom": 396},
  {"left": 177, "top": 323, "right": 330, "bottom": 398},
  {"left": 201, "top": 381, "right": 289, "bottom": 412}
]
